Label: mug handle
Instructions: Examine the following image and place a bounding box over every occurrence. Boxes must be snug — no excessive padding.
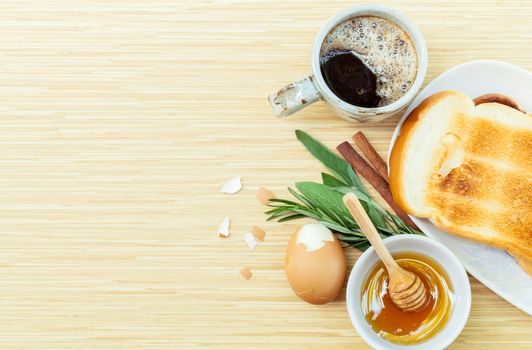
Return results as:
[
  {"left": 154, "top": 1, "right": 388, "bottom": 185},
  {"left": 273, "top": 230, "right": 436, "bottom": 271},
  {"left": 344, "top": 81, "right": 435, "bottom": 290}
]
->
[{"left": 268, "top": 75, "right": 322, "bottom": 118}]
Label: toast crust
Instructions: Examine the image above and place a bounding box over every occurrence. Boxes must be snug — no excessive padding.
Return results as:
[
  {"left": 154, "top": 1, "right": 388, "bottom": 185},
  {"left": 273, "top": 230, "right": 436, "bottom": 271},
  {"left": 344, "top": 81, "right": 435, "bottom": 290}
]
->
[
  {"left": 390, "top": 91, "right": 532, "bottom": 273},
  {"left": 473, "top": 93, "right": 524, "bottom": 112},
  {"left": 389, "top": 91, "right": 462, "bottom": 217}
]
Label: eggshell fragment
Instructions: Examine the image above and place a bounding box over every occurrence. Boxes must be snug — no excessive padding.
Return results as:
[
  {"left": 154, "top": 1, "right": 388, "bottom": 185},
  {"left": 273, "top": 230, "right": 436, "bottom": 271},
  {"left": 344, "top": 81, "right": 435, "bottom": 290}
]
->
[
  {"left": 256, "top": 187, "right": 275, "bottom": 205},
  {"left": 220, "top": 177, "right": 242, "bottom": 194},
  {"left": 251, "top": 225, "right": 265, "bottom": 241},
  {"left": 285, "top": 223, "right": 346, "bottom": 305},
  {"left": 239, "top": 267, "right": 252, "bottom": 280},
  {"left": 245, "top": 232, "right": 258, "bottom": 251},
  {"left": 217, "top": 216, "right": 231, "bottom": 238}
]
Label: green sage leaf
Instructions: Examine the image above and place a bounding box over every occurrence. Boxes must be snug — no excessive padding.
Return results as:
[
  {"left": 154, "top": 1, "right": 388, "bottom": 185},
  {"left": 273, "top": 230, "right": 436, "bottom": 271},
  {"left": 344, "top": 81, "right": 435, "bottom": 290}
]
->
[{"left": 296, "top": 130, "right": 353, "bottom": 186}]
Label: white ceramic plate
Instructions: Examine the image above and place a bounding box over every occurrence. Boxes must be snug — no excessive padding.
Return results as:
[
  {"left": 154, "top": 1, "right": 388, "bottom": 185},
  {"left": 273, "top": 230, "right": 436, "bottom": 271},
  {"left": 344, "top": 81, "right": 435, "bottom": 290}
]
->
[{"left": 388, "top": 60, "right": 532, "bottom": 315}]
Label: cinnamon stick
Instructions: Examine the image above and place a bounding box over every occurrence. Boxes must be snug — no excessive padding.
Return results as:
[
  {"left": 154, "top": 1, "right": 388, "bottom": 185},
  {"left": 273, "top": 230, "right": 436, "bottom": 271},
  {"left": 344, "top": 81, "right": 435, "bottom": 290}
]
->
[
  {"left": 336, "top": 141, "right": 418, "bottom": 230},
  {"left": 353, "top": 131, "right": 389, "bottom": 182}
]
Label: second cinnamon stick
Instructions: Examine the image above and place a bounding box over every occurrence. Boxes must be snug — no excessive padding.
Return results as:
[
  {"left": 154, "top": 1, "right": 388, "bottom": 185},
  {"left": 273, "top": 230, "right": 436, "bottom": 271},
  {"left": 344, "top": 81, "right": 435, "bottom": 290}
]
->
[
  {"left": 337, "top": 141, "right": 418, "bottom": 230},
  {"left": 353, "top": 131, "right": 389, "bottom": 182}
]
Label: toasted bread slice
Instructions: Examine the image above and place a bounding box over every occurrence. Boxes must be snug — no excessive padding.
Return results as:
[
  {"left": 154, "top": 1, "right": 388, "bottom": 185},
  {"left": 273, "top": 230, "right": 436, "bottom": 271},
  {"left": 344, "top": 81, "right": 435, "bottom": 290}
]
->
[
  {"left": 473, "top": 93, "right": 525, "bottom": 112},
  {"left": 390, "top": 91, "right": 532, "bottom": 273}
]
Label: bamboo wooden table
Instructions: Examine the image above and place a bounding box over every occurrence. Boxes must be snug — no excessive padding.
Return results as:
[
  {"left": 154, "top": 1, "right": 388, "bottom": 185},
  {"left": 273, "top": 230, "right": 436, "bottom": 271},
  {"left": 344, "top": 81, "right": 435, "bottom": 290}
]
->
[{"left": 0, "top": 0, "right": 529, "bottom": 349}]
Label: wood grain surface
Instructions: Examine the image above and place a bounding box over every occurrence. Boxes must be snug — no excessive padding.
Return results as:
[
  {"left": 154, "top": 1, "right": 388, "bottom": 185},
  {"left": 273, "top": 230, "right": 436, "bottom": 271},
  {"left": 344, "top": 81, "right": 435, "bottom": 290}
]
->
[{"left": 0, "top": 0, "right": 529, "bottom": 349}]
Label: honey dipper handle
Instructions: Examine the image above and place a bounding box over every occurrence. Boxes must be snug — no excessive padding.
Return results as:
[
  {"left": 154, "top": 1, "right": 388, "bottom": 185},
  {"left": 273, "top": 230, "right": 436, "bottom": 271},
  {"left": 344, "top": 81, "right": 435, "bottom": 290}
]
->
[{"left": 343, "top": 193, "right": 399, "bottom": 271}]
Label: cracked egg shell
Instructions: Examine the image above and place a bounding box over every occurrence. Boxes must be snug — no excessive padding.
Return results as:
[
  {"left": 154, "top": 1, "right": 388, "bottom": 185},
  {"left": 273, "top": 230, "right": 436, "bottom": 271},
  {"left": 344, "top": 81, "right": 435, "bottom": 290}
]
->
[{"left": 285, "top": 223, "right": 346, "bottom": 305}]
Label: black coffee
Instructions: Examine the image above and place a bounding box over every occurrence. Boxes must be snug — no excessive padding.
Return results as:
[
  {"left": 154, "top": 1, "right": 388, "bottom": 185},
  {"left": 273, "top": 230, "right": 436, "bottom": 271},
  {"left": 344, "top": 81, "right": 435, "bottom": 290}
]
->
[
  {"left": 320, "top": 51, "right": 381, "bottom": 108},
  {"left": 320, "top": 16, "right": 418, "bottom": 108}
]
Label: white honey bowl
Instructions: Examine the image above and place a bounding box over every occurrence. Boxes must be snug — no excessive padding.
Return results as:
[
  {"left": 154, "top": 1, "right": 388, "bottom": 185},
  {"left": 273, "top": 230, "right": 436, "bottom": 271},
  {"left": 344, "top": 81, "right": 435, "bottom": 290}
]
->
[{"left": 346, "top": 235, "right": 471, "bottom": 350}]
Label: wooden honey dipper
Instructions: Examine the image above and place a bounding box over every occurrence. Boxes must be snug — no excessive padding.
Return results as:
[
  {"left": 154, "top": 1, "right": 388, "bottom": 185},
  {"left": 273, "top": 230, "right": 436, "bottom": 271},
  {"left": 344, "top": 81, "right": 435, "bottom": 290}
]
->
[{"left": 343, "top": 193, "right": 428, "bottom": 312}]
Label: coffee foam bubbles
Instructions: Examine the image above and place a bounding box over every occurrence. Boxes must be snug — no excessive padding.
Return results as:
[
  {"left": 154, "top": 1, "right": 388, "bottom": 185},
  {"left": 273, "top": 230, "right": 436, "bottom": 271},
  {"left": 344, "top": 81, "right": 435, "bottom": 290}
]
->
[{"left": 320, "top": 16, "right": 418, "bottom": 107}]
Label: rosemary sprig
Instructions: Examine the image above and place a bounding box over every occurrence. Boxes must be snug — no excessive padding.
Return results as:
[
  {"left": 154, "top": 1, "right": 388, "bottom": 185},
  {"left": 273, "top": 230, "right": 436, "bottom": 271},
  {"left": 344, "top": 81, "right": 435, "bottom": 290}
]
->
[{"left": 265, "top": 130, "right": 421, "bottom": 251}]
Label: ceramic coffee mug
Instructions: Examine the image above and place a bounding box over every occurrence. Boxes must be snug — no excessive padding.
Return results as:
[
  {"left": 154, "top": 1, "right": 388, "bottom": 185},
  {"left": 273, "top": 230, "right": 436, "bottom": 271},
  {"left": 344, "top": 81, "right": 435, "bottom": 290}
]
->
[{"left": 268, "top": 4, "right": 427, "bottom": 122}]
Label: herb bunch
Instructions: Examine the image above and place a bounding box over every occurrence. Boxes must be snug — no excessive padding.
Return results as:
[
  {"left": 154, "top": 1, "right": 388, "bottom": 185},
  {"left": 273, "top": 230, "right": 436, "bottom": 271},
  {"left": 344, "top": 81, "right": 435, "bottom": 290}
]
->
[{"left": 266, "top": 130, "right": 421, "bottom": 251}]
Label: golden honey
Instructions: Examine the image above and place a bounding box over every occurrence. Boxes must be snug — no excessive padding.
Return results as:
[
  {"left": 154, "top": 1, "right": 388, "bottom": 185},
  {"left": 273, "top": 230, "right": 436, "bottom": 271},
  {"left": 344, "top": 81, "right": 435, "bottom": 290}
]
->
[{"left": 361, "top": 252, "right": 454, "bottom": 345}]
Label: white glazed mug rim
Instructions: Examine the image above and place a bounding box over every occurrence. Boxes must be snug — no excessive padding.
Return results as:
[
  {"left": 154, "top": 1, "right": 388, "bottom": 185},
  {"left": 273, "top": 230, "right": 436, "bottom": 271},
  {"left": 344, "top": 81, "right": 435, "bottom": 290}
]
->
[{"left": 311, "top": 4, "right": 428, "bottom": 118}]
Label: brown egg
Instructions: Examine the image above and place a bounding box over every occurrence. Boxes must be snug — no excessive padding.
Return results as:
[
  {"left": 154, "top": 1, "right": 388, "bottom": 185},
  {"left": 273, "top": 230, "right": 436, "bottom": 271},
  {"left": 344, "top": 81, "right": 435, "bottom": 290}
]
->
[{"left": 285, "top": 223, "right": 346, "bottom": 304}]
